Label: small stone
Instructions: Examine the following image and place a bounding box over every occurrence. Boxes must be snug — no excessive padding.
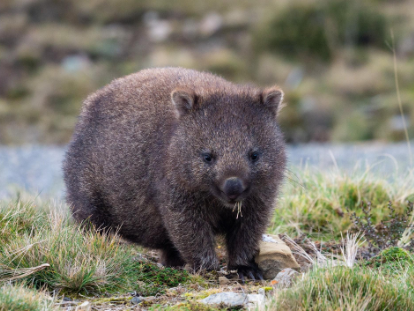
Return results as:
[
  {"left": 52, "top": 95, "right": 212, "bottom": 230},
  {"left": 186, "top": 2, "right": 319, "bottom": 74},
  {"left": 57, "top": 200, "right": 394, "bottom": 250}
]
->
[
  {"left": 255, "top": 234, "right": 301, "bottom": 279},
  {"left": 219, "top": 276, "right": 231, "bottom": 285},
  {"left": 273, "top": 268, "right": 300, "bottom": 288},
  {"left": 131, "top": 296, "right": 142, "bottom": 305},
  {"left": 247, "top": 293, "right": 265, "bottom": 304},
  {"left": 200, "top": 292, "right": 247, "bottom": 307}
]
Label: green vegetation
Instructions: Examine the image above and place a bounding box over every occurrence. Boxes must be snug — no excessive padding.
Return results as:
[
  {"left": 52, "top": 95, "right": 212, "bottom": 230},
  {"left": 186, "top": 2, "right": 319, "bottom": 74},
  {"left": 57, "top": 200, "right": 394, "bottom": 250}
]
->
[
  {"left": 271, "top": 265, "right": 414, "bottom": 311},
  {"left": 0, "top": 198, "right": 190, "bottom": 297},
  {"left": 365, "top": 246, "right": 414, "bottom": 273},
  {"left": 1, "top": 166, "right": 413, "bottom": 309},
  {"left": 134, "top": 263, "right": 190, "bottom": 296},
  {"left": 272, "top": 167, "right": 414, "bottom": 240},
  {"left": 254, "top": 0, "right": 388, "bottom": 61},
  {"left": 0, "top": 284, "right": 53, "bottom": 311}
]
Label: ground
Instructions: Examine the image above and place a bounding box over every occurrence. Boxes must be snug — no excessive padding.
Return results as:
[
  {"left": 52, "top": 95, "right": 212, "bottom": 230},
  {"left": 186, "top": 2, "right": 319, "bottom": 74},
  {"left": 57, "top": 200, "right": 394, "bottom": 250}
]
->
[{"left": 0, "top": 166, "right": 413, "bottom": 310}]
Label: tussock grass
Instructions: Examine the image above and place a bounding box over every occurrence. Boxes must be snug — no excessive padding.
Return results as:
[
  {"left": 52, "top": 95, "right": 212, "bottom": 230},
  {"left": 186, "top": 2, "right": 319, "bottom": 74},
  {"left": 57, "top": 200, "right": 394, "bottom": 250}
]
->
[
  {"left": 0, "top": 283, "right": 53, "bottom": 311},
  {"left": 0, "top": 198, "right": 49, "bottom": 245},
  {"left": 273, "top": 167, "right": 414, "bottom": 239},
  {"left": 271, "top": 266, "right": 414, "bottom": 311},
  {"left": 0, "top": 197, "right": 189, "bottom": 296}
]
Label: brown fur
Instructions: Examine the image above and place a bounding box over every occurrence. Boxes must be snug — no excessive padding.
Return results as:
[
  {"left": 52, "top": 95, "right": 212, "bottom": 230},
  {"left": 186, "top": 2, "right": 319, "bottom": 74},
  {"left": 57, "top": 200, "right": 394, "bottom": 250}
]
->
[{"left": 63, "top": 67, "right": 286, "bottom": 275}]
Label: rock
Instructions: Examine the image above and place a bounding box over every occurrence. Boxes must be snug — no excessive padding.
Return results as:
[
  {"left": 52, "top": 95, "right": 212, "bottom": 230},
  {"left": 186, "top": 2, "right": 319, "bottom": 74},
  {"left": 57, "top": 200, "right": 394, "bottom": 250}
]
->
[
  {"left": 255, "top": 234, "right": 300, "bottom": 280},
  {"left": 131, "top": 296, "right": 142, "bottom": 305},
  {"left": 246, "top": 294, "right": 265, "bottom": 305},
  {"left": 201, "top": 292, "right": 247, "bottom": 307},
  {"left": 200, "top": 291, "right": 265, "bottom": 308},
  {"left": 219, "top": 276, "right": 231, "bottom": 285},
  {"left": 273, "top": 268, "right": 300, "bottom": 288}
]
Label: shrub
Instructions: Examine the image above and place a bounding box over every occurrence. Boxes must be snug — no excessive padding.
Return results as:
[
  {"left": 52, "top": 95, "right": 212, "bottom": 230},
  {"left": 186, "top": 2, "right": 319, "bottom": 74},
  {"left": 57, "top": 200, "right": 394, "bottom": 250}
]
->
[{"left": 255, "top": 0, "right": 388, "bottom": 61}]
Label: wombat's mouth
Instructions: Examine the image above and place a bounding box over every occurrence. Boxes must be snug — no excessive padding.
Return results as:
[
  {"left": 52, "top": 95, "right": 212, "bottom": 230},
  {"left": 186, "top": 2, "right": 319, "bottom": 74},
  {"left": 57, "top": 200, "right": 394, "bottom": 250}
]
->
[{"left": 212, "top": 185, "right": 250, "bottom": 208}]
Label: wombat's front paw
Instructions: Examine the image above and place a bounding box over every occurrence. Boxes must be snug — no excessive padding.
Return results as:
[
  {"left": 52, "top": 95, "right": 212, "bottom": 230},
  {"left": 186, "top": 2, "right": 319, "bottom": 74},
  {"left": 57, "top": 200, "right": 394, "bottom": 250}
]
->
[{"left": 229, "top": 261, "right": 264, "bottom": 282}]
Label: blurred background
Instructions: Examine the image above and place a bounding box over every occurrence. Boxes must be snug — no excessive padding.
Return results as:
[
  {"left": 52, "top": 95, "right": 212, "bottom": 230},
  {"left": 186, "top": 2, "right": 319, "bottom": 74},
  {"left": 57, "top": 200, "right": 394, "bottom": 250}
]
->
[
  {"left": 1, "top": 0, "right": 414, "bottom": 145},
  {"left": 0, "top": 0, "right": 414, "bottom": 196}
]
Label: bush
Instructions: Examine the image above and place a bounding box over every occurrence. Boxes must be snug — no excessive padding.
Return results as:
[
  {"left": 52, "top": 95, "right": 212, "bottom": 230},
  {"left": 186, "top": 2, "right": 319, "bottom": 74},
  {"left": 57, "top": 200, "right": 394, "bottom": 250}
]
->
[{"left": 255, "top": 0, "right": 388, "bottom": 61}]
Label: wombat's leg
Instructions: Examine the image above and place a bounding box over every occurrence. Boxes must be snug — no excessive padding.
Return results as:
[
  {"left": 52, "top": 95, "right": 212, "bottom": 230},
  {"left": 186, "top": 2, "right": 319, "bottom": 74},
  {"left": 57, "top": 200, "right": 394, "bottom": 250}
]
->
[
  {"left": 159, "top": 246, "right": 185, "bottom": 268},
  {"left": 162, "top": 205, "right": 219, "bottom": 271},
  {"left": 226, "top": 210, "right": 266, "bottom": 280}
]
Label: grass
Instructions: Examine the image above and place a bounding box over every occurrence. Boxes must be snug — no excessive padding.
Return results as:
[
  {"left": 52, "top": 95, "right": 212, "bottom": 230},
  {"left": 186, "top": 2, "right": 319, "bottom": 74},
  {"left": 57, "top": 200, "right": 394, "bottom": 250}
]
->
[
  {"left": 272, "top": 166, "right": 414, "bottom": 240},
  {"left": 0, "top": 166, "right": 413, "bottom": 309},
  {"left": 270, "top": 265, "right": 414, "bottom": 311},
  {"left": 0, "top": 197, "right": 190, "bottom": 297},
  {"left": 0, "top": 283, "right": 53, "bottom": 311},
  {"left": 364, "top": 246, "right": 414, "bottom": 274}
]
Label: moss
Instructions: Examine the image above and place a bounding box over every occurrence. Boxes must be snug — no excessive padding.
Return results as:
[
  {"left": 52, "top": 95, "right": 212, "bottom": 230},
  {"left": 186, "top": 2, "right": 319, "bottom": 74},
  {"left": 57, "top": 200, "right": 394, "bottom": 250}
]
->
[{"left": 132, "top": 262, "right": 190, "bottom": 296}]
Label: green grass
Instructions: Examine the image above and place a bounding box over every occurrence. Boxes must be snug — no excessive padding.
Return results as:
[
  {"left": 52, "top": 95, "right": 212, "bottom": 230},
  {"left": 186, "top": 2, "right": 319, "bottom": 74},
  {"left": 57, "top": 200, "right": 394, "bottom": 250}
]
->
[
  {"left": 365, "top": 247, "right": 414, "bottom": 274},
  {"left": 0, "top": 284, "right": 53, "bottom": 311},
  {"left": 270, "top": 265, "right": 414, "bottom": 311},
  {"left": 272, "top": 167, "right": 414, "bottom": 240},
  {"left": 0, "top": 197, "right": 189, "bottom": 297}
]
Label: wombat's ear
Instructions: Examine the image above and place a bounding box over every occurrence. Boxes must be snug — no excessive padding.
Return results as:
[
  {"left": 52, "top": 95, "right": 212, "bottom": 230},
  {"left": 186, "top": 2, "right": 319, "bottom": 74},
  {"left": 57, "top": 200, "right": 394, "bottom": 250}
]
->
[
  {"left": 171, "top": 88, "right": 195, "bottom": 117},
  {"left": 261, "top": 86, "right": 284, "bottom": 117}
]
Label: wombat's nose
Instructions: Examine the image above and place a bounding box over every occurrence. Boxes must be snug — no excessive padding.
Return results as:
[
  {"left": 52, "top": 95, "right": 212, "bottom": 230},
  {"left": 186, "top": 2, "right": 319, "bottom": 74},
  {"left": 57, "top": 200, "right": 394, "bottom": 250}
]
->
[{"left": 222, "top": 177, "right": 245, "bottom": 201}]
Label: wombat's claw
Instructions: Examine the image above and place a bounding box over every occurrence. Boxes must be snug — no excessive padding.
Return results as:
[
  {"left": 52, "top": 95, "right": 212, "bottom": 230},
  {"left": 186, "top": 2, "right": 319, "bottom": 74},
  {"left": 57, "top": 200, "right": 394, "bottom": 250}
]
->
[
  {"left": 238, "top": 272, "right": 246, "bottom": 284},
  {"left": 235, "top": 265, "right": 264, "bottom": 282},
  {"left": 247, "top": 271, "right": 255, "bottom": 280}
]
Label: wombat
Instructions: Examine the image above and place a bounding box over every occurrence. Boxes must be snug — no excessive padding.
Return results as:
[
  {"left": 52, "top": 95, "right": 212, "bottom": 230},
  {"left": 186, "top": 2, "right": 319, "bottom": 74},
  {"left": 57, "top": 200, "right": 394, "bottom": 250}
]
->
[{"left": 63, "top": 67, "right": 286, "bottom": 279}]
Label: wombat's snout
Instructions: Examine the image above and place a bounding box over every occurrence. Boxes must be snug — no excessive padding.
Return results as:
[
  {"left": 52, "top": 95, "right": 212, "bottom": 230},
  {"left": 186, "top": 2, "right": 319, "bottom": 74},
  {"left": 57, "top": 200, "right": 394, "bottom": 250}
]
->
[{"left": 221, "top": 177, "right": 246, "bottom": 202}]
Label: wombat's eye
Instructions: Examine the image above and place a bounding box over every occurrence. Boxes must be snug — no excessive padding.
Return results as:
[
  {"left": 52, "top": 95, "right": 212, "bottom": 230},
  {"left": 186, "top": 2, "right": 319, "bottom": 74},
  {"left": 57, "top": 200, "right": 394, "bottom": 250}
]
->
[
  {"left": 250, "top": 151, "right": 260, "bottom": 162},
  {"left": 202, "top": 153, "right": 214, "bottom": 164}
]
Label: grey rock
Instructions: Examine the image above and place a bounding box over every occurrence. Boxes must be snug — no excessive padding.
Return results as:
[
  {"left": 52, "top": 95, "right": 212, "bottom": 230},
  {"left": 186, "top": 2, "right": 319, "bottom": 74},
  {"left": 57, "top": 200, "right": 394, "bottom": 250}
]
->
[
  {"left": 273, "top": 268, "right": 300, "bottom": 288},
  {"left": 131, "top": 296, "right": 142, "bottom": 305},
  {"left": 200, "top": 292, "right": 265, "bottom": 307},
  {"left": 201, "top": 292, "right": 247, "bottom": 307}
]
